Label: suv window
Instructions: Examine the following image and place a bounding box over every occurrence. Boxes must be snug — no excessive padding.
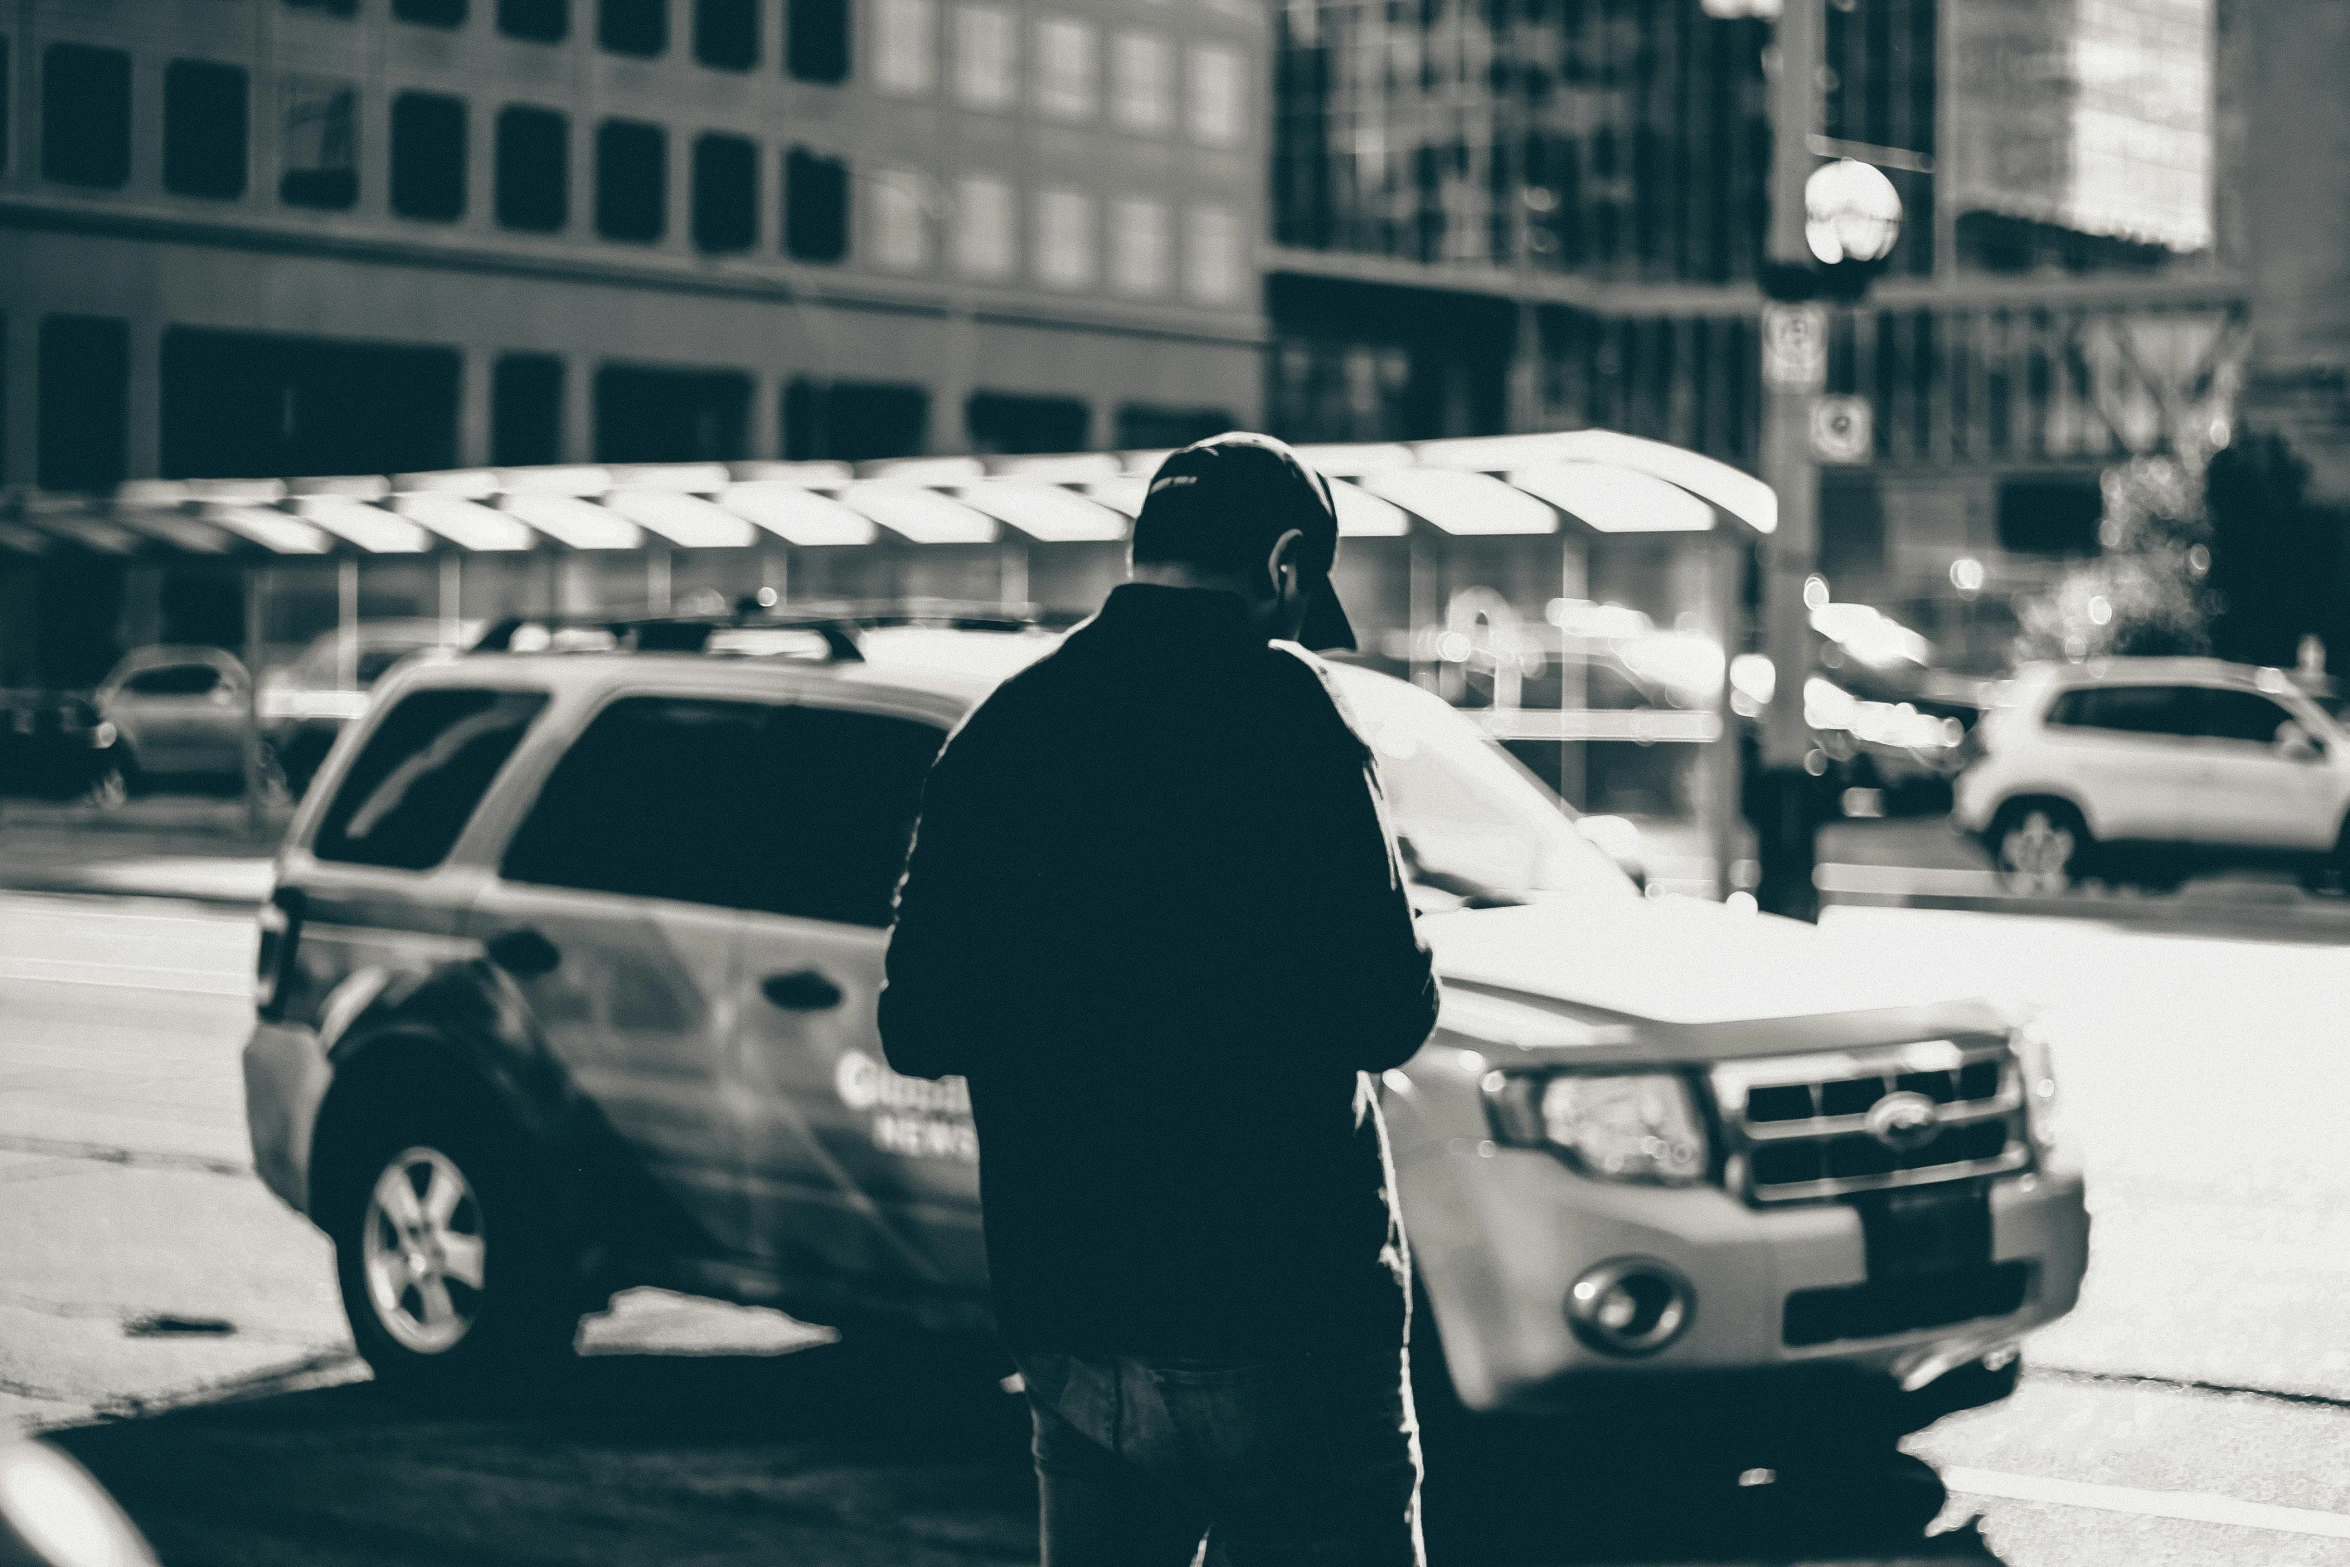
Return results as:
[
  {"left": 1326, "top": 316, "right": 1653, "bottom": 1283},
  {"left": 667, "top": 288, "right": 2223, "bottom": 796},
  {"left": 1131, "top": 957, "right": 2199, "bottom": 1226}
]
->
[
  {"left": 2044, "top": 684, "right": 2196, "bottom": 737},
  {"left": 500, "top": 696, "right": 946, "bottom": 920},
  {"left": 756, "top": 705, "right": 945, "bottom": 927},
  {"left": 502, "top": 696, "right": 768, "bottom": 906},
  {"left": 2195, "top": 689, "right": 2299, "bottom": 747},
  {"left": 122, "top": 664, "right": 224, "bottom": 697},
  {"left": 314, "top": 688, "right": 549, "bottom": 870}
]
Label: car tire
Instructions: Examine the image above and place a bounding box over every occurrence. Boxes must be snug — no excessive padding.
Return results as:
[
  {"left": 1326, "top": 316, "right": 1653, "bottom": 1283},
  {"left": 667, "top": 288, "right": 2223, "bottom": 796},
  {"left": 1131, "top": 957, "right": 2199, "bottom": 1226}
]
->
[
  {"left": 324, "top": 1086, "right": 581, "bottom": 1406},
  {"left": 81, "top": 754, "right": 135, "bottom": 810},
  {"left": 1990, "top": 800, "right": 2090, "bottom": 895}
]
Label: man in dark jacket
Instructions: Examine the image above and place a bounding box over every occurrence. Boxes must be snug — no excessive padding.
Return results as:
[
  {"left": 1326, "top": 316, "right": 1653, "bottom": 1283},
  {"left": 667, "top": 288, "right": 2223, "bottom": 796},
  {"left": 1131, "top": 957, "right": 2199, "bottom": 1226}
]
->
[{"left": 880, "top": 432, "right": 1440, "bottom": 1565}]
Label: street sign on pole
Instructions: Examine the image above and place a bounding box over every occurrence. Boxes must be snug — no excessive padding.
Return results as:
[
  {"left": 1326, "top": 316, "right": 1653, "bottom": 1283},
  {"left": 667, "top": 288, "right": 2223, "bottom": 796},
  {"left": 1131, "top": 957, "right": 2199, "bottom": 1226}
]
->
[
  {"left": 1810, "top": 395, "right": 1873, "bottom": 464},
  {"left": 1762, "top": 303, "right": 1828, "bottom": 393}
]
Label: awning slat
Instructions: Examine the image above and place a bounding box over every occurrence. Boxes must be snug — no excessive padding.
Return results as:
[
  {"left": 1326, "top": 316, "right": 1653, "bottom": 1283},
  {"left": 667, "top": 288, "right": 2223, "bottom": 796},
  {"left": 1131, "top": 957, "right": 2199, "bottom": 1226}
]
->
[
  {"left": 1356, "top": 467, "right": 1558, "bottom": 536},
  {"left": 204, "top": 505, "right": 333, "bottom": 555},
  {"left": 392, "top": 493, "right": 535, "bottom": 552},
  {"left": 502, "top": 493, "right": 644, "bottom": 550},
  {"left": 1506, "top": 461, "right": 1716, "bottom": 534},
  {"left": 604, "top": 489, "right": 758, "bottom": 549},
  {"left": 719, "top": 483, "right": 877, "bottom": 547},
  {"left": 291, "top": 496, "right": 433, "bottom": 553},
  {"left": 838, "top": 483, "right": 998, "bottom": 545},
  {"left": 956, "top": 480, "right": 1128, "bottom": 543}
]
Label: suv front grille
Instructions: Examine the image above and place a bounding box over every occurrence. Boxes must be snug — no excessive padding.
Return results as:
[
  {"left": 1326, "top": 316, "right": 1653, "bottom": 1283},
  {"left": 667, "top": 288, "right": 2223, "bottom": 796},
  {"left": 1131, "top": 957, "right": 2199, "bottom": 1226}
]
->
[{"left": 1711, "top": 1038, "right": 2029, "bottom": 1204}]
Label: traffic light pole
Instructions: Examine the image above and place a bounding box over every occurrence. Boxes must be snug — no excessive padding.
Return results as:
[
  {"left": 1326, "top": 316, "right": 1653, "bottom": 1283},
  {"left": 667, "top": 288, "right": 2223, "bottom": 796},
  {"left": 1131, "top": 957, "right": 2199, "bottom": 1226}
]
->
[{"left": 1756, "top": 0, "right": 1826, "bottom": 921}]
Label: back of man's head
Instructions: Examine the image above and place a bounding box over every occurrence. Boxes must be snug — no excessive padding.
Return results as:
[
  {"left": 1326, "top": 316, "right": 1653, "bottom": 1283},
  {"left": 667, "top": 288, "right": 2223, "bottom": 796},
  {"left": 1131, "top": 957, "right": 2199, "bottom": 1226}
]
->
[{"left": 1131, "top": 432, "right": 1355, "bottom": 651}]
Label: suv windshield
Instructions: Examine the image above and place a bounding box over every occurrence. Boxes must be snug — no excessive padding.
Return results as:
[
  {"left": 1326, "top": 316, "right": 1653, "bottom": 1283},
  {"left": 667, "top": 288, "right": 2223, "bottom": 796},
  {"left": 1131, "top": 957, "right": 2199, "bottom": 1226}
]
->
[{"left": 1330, "top": 668, "right": 1635, "bottom": 906}]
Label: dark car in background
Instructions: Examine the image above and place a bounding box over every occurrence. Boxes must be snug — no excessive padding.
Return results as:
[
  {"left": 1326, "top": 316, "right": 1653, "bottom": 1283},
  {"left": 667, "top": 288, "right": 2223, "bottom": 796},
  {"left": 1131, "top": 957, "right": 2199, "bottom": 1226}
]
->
[{"left": 0, "top": 689, "right": 130, "bottom": 803}]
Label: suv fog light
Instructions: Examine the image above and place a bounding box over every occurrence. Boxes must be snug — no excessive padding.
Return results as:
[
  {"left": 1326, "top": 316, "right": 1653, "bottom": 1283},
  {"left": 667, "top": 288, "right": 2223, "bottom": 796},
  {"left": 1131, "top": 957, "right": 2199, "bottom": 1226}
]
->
[{"left": 1567, "top": 1258, "right": 1693, "bottom": 1357}]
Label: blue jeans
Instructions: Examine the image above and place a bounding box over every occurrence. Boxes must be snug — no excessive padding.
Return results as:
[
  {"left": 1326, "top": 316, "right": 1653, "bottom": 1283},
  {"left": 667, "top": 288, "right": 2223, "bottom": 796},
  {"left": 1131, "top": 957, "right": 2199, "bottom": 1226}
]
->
[{"left": 1013, "top": 1345, "right": 1424, "bottom": 1567}]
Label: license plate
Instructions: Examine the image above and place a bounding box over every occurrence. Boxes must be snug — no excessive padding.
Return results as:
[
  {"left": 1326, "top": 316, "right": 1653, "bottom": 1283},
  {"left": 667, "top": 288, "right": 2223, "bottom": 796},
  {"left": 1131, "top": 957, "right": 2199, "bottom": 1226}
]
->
[{"left": 1855, "top": 1182, "right": 1992, "bottom": 1281}]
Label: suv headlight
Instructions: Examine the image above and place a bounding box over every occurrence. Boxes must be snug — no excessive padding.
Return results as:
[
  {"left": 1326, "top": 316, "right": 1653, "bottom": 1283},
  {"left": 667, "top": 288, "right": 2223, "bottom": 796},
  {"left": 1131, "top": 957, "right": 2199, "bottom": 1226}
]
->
[
  {"left": 1484, "top": 1071, "right": 1709, "bottom": 1184},
  {"left": 2014, "top": 1023, "right": 2063, "bottom": 1155}
]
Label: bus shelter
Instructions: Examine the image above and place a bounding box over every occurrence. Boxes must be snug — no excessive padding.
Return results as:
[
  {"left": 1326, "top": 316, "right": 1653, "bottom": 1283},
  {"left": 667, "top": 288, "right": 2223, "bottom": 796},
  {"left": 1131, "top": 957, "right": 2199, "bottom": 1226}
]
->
[{"left": 0, "top": 432, "right": 1776, "bottom": 894}]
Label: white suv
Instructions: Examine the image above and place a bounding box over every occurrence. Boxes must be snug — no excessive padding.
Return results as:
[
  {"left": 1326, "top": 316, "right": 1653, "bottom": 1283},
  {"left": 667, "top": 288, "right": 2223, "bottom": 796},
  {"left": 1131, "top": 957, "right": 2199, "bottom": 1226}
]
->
[{"left": 1952, "top": 657, "right": 2350, "bottom": 893}]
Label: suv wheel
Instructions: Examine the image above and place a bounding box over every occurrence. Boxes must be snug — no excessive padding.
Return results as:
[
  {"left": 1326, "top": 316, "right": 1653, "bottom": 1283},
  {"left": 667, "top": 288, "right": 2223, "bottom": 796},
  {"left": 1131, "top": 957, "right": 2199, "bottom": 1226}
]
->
[
  {"left": 327, "top": 1091, "right": 580, "bottom": 1403},
  {"left": 1992, "top": 801, "right": 2088, "bottom": 895}
]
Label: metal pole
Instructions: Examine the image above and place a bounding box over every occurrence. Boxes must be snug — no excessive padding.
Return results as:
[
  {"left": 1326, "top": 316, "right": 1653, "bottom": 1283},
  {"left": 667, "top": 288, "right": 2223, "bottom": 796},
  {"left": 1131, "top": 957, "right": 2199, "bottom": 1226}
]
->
[
  {"left": 335, "top": 555, "right": 358, "bottom": 693},
  {"left": 1707, "top": 533, "right": 1746, "bottom": 902},
  {"left": 1558, "top": 533, "right": 1587, "bottom": 809},
  {"left": 242, "top": 566, "right": 267, "bottom": 834},
  {"left": 1756, "top": 0, "right": 1826, "bottom": 920},
  {"left": 999, "top": 541, "right": 1029, "bottom": 612},
  {"left": 439, "top": 553, "right": 463, "bottom": 643}
]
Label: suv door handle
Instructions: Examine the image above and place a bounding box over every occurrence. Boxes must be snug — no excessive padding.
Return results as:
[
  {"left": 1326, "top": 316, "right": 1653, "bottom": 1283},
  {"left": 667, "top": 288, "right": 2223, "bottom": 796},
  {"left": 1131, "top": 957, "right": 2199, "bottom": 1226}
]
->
[
  {"left": 761, "top": 969, "right": 843, "bottom": 1011},
  {"left": 484, "top": 927, "right": 562, "bottom": 979}
]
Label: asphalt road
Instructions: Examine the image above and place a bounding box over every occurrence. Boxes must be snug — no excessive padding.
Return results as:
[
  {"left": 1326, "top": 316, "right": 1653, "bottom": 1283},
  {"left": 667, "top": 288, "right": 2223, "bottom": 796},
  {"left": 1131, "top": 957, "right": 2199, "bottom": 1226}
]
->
[{"left": 3, "top": 890, "right": 2348, "bottom": 1565}]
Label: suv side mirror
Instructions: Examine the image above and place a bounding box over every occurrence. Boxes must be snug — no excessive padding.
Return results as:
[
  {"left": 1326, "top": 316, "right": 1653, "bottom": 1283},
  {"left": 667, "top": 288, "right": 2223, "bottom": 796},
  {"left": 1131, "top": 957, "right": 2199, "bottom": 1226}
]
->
[{"left": 2276, "top": 720, "right": 2325, "bottom": 762}]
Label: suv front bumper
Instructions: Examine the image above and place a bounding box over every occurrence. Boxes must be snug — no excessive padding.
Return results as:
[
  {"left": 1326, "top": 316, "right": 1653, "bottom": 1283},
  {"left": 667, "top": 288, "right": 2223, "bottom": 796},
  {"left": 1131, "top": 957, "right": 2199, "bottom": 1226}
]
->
[{"left": 1399, "top": 1133, "right": 2088, "bottom": 1416}]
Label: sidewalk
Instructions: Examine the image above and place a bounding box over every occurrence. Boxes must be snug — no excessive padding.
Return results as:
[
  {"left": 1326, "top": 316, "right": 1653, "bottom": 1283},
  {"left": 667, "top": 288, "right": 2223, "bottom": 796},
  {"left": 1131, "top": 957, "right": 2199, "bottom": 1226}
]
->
[{"left": 0, "top": 797, "right": 284, "bottom": 907}]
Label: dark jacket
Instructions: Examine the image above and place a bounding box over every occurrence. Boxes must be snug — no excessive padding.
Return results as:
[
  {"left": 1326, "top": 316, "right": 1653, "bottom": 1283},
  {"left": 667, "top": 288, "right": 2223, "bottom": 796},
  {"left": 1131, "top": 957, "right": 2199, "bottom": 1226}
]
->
[{"left": 879, "top": 583, "right": 1440, "bottom": 1355}]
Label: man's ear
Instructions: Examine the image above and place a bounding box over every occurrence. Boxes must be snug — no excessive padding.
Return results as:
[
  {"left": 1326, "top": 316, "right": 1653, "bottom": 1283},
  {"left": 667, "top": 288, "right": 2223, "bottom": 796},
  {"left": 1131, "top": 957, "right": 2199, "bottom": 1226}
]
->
[{"left": 1265, "top": 528, "right": 1306, "bottom": 599}]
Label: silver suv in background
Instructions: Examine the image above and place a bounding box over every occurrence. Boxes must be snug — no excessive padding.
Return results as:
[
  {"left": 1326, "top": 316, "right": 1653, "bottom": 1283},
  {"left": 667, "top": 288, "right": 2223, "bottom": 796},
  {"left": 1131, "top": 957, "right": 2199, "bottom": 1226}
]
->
[{"left": 1952, "top": 657, "right": 2350, "bottom": 893}]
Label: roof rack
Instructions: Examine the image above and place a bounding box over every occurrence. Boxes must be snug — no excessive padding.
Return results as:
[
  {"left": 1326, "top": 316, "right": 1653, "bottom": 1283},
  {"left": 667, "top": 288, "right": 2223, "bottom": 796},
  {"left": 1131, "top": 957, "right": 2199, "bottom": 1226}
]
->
[{"left": 469, "top": 597, "right": 1081, "bottom": 663}]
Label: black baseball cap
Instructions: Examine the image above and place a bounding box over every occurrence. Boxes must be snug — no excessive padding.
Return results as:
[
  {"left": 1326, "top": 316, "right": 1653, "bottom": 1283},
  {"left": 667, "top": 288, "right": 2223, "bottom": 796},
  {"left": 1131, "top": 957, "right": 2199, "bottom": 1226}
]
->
[{"left": 1130, "top": 431, "right": 1356, "bottom": 652}]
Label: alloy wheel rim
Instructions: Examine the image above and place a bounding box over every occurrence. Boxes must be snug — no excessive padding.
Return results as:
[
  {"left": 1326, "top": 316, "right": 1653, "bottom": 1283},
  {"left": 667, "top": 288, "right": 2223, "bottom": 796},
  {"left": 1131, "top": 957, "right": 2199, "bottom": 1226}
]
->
[
  {"left": 2001, "top": 810, "right": 2075, "bottom": 894},
  {"left": 361, "top": 1146, "right": 487, "bottom": 1355}
]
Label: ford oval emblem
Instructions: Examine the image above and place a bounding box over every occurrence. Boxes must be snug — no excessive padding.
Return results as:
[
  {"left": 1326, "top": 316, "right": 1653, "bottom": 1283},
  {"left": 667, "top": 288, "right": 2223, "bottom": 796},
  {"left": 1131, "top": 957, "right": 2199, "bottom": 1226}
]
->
[{"left": 1865, "top": 1090, "right": 1942, "bottom": 1152}]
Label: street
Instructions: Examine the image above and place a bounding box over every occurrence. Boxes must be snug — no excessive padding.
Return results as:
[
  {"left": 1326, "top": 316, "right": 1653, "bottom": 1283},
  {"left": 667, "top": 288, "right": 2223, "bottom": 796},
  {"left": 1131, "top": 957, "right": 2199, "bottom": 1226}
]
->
[{"left": 4, "top": 888, "right": 2349, "bottom": 1565}]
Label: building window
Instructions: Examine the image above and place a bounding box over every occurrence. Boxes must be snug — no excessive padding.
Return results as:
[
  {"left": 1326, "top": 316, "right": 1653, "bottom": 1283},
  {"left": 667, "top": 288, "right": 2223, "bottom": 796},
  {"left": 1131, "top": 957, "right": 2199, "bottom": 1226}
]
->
[
  {"left": 787, "top": 0, "right": 850, "bottom": 82},
  {"left": 279, "top": 76, "right": 358, "bottom": 209},
  {"left": 1034, "top": 187, "right": 1094, "bottom": 289},
  {"left": 38, "top": 316, "right": 129, "bottom": 493},
  {"left": 691, "top": 132, "right": 757, "bottom": 252},
  {"left": 594, "top": 365, "right": 751, "bottom": 462},
  {"left": 0, "top": 41, "right": 10, "bottom": 175},
  {"left": 1184, "top": 202, "right": 1239, "bottom": 302},
  {"left": 953, "top": 5, "right": 1016, "bottom": 111},
  {"left": 286, "top": 0, "right": 361, "bottom": 15},
  {"left": 496, "top": 105, "right": 569, "bottom": 231},
  {"left": 164, "top": 61, "right": 249, "bottom": 200},
  {"left": 160, "top": 328, "right": 461, "bottom": 480},
  {"left": 1115, "top": 404, "right": 1234, "bottom": 450},
  {"left": 874, "top": 0, "right": 936, "bottom": 96},
  {"left": 1110, "top": 196, "right": 1168, "bottom": 296},
  {"left": 600, "top": 0, "right": 667, "bottom": 56},
  {"left": 42, "top": 45, "right": 132, "bottom": 189},
  {"left": 1035, "top": 17, "right": 1096, "bottom": 121},
  {"left": 967, "top": 390, "right": 1087, "bottom": 455},
  {"left": 1185, "top": 42, "right": 1243, "bottom": 147},
  {"left": 784, "top": 147, "right": 848, "bottom": 262},
  {"left": 953, "top": 173, "right": 1014, "bottom": 278},
  {"left": 1110, "top": 32, "right": 1171, "bottom": 137},
  {"left": 394, "top": 0, "right": 469, "bottom": 24},
  {"left": 595, "top": 119, "right": 667, "bottom": 242},
  {"left": 696, "top": 0, "right": 759, "bottom": 68},
  {"left": 1997, "top": 476, "right": 2103, "bottom": 556},
  {"left": 391, "top": 93, "right": 467, "bottom": 221},
  {"left": 492, "top": 355, "right": 565, "bottom": 466},
  {"left": 870, "top": 170, "right": 929, "bottom": 272},
  {"left": 784, "top": 379, "right": 929, "bottom": 462},
  {"left": 499, "top": 0, "right": 569, "bottom": 41}
]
